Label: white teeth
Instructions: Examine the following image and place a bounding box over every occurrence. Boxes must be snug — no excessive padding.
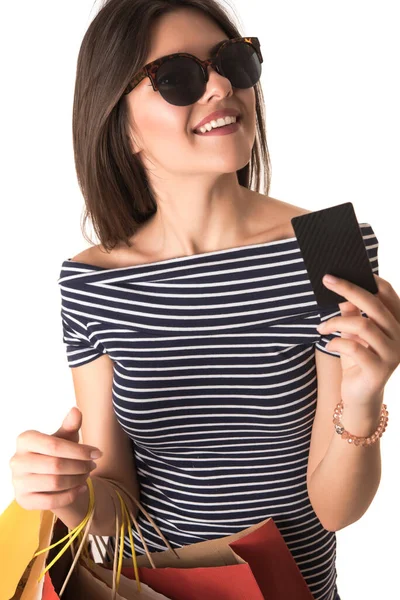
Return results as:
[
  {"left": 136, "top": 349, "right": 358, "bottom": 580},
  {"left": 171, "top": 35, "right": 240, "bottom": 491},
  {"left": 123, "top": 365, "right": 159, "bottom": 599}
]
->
[{"left": 198, "top": 115, "right": 237, "bottom": 134}]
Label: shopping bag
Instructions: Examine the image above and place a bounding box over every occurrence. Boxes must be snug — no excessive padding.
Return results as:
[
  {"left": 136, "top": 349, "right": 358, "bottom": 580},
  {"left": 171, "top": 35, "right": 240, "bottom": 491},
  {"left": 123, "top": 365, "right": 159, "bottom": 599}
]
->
[
  {"left": 0, "top": 499, "right": 43, "bottom": 599},
  {"left": 8, "top": 474, "right": 315, "bottom": 600},
  {"left": 56, "top": 481, "right": 265, "bottom": 600},
  {"left": 118, "top": 519, "right": 314, "bottom": 600},
  {"left": 46, "top": 515, "right": 265, "bottom": 600},
  {"left": 78, "top": 556, "right": 265, "bottom": 600},
  {"left": 7, "top": 479, "right": 171, "bottom": 600},
  {"left": 98, "top": 476, "right": 315, "bottom": 600}
]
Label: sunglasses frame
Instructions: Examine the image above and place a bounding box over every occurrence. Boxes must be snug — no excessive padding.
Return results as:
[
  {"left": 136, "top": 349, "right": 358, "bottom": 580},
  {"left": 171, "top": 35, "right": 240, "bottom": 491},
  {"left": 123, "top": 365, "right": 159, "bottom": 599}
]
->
[{"left": 123, "top": 36, "right": 263, "bottom": 97}]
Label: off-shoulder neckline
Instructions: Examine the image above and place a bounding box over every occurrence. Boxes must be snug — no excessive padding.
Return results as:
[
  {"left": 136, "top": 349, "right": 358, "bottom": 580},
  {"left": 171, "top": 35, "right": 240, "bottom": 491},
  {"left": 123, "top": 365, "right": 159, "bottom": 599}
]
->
[{"left": 62, "top": 235, "right": 299, "bottom": 273}]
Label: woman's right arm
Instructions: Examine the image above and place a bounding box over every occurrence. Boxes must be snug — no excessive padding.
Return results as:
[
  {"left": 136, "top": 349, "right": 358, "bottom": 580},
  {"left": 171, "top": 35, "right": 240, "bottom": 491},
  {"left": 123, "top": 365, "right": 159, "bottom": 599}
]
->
[
  {"left": 10, "top": 353, "right": 140, "bottom": 537},
  {"left": 55, "top": 351, "right": 140, "bottom": 536}
]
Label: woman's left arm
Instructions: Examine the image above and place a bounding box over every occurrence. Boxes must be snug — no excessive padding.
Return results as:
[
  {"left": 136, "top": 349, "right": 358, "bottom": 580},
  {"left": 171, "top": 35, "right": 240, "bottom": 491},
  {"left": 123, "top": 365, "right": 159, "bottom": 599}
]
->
[{"left": 309, "top": 273, "right": 400, "bottom": 531}]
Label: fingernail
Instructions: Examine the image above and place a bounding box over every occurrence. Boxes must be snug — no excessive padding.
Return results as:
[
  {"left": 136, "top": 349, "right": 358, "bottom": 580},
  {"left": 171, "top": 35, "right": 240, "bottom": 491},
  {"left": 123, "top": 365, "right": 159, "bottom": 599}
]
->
[
  {"left": 90, "top": 450, "right": 103, "bottom": 459},
  {"left": 323, "top": 274, "right": 339, "bottom": 285}
]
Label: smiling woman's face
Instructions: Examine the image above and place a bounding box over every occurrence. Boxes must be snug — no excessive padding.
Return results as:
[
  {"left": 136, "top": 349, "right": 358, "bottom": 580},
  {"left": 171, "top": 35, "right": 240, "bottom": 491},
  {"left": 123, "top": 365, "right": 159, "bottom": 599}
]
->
[{"left": 125, "top": 7, "right": 257, "bottom": 178}]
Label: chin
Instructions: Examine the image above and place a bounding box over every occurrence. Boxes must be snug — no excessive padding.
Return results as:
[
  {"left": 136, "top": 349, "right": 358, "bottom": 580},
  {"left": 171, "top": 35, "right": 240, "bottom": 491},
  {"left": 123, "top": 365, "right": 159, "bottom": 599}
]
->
[{"left": 212, "top": 151, "right": 252, "bottom": 172}]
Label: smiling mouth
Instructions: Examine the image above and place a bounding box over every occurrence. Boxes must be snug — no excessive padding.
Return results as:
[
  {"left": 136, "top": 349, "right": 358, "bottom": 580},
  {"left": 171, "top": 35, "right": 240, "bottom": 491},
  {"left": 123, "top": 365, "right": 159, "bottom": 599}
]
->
[{"left": 193, "top": 116, "right": 242, "bottom": 134}]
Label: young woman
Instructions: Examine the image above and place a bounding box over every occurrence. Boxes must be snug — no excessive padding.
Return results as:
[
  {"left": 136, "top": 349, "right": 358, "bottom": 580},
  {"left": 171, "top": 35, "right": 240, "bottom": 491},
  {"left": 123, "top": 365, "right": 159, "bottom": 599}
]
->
[{"left": 10, "top": 2, "right": 400, "bottom": 600}]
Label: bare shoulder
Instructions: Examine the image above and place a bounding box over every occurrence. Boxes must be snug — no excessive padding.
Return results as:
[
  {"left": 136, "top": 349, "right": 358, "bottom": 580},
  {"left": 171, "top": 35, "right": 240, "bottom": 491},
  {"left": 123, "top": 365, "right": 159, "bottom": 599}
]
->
[
  {"left": 71, "top": 244, "right": 129, "bottom": 269},
  {"left": 266, "top": 195, "right": 312, "bottom": 219},
  {"left": 71, "top": 246, "right": 99, "bottom": 264},
  {"left": 276, "top": 197, "right": 312, "bottom": 237},
  {"left": 253, "top": 193, "right": 312, "bottom": 240}
]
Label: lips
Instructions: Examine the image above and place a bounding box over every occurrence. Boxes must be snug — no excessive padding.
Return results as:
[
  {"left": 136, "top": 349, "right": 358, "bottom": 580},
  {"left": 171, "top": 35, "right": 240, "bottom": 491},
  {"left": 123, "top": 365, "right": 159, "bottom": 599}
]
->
[
  {"left": 193, "top": 109, "right": 241, "bottom": 132},
  {"left": 194, "top": 117, "right": 241, "bottom": 136}
]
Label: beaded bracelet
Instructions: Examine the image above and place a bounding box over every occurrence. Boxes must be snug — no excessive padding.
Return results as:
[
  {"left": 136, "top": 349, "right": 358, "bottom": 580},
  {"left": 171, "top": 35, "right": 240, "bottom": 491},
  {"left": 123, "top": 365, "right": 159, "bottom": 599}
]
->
[{"left": 333, "top": 401, "right": 389, "bottom": 446}]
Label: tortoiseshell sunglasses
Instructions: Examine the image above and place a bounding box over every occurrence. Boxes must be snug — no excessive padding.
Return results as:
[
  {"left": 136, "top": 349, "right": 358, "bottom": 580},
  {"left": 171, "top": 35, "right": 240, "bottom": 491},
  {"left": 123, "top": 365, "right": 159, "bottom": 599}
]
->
[{"left": 123, "top": 37, "right": 263, "bottom": 106}]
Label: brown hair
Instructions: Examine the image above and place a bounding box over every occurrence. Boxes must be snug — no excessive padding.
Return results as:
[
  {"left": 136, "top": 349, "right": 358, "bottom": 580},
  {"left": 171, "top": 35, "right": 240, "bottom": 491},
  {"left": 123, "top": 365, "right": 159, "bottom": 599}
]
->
[{"left": 73, "top": 0, "right": 272, "bottom": 252}]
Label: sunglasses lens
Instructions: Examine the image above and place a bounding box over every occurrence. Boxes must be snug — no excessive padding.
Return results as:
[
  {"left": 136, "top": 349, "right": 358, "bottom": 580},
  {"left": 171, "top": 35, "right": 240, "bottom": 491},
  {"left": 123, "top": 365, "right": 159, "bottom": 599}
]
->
[
  {"left": 156, "top": 56, "right": 205, "bottom": 106},
  {"left": 218, "top": 41, "right": 261, "bottom": 89},
  {"left": 155, "top": 41, "right": 262, "bottom": 106}
]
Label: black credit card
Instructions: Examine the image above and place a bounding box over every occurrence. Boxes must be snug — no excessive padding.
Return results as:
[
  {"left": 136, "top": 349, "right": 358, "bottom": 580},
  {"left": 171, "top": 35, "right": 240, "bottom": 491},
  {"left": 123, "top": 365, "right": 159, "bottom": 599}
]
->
[{"left": 291, "top": 202, "right": 378, "bottom": 308}]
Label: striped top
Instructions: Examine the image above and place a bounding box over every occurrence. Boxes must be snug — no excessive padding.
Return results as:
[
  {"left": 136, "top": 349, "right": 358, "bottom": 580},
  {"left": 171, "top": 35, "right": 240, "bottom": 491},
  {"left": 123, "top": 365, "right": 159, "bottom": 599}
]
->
[{"left": 58, "top": 222, "right": 379, "bottom": 600}]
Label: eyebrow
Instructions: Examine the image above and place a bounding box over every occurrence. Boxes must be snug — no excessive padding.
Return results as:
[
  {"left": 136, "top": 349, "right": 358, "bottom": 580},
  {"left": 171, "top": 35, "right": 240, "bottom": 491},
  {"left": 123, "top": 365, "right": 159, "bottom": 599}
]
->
[{"left": 150, "top": 39, "right": 229, "bottom": 65}]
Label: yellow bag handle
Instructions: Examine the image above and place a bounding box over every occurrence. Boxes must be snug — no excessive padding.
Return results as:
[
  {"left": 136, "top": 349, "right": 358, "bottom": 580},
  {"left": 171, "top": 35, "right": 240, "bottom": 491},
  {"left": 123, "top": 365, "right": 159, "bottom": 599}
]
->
[
  {"left": 115, "top": 488, "right": 141, "bottom": 590},
  {"left": 31, "top": 477, "right": 141, "bottom": 595}
]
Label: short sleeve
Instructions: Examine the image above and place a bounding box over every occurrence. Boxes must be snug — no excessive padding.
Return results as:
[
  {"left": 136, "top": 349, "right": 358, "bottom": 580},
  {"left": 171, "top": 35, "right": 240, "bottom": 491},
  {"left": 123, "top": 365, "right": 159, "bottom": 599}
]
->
[
  {"left": 315, "top": 222, "right": 379, "bottom": 357},
  {"left": 60, "top": 309, "right": 106, "bottom": 368}
]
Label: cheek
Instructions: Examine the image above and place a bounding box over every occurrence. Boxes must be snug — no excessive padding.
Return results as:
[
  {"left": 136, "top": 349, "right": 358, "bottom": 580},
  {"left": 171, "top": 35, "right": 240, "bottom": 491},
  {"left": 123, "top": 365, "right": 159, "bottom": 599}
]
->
[
  {"left": 128, "top": 85, "right": 190, "bottom": 147},
  {"left": 135, "top": 100, "right": 190, "bottom": 148},
  {"left": 240, "top": 87, "right": 256, "bottom": 124}
]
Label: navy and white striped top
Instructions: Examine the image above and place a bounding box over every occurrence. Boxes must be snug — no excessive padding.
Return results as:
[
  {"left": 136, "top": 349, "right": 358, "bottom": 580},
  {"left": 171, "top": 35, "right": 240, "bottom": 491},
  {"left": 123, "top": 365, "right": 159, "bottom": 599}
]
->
[{"left": 58, "top": 222, "right": 379, "bottom": 600}]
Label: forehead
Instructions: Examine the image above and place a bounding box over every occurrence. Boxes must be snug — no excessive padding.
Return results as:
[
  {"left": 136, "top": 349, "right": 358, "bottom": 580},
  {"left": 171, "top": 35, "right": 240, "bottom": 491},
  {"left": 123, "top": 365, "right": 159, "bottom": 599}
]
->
[
  {"left": 145, "top": 8, "right": 229, "bottom": 63},
  {"left": 147, "top": 39, "right": 228, "bottom": 64}
]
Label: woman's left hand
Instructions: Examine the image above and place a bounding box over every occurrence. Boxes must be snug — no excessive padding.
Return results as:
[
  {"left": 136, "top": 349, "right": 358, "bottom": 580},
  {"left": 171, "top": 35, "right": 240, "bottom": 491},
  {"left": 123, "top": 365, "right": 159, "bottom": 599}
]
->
[{"left": 316, "top": 273, "right": 400, "bottom": 409}]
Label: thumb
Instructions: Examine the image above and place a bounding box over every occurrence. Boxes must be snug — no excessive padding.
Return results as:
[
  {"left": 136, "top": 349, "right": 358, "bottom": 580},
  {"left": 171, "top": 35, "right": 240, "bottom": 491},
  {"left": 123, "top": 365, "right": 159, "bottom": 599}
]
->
[{"left": 53, "top": 406, "right": 82, "bottom": 441}]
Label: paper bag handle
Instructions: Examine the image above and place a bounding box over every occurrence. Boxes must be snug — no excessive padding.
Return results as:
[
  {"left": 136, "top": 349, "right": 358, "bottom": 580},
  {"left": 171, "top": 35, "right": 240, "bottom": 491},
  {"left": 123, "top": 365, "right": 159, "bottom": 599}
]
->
[
  {"left": 30, "top": 475, "right": 179, "bottom": 598},
  {"left": 31, "top": 476, "right": 96, "bottom": 593},
  {"left": 100, "top": 476, "right": 179, "bottom": 563}
]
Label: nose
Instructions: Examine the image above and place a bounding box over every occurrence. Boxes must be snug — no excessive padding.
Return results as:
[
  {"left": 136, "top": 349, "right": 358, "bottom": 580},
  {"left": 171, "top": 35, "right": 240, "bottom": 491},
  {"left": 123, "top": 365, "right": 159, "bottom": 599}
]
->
[{"left": 197, "top": 64, "right": 233, "bottom": 103}]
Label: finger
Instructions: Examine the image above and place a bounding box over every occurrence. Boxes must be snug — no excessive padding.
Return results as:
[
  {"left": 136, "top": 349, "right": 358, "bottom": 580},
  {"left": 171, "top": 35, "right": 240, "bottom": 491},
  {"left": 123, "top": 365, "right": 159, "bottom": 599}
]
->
[
  {"left": 15, "top": 484, "right": 88, "bottom": 512},
  {"left": 323, "top": 275, "right": 400, "bottom": 339},
  {"left": 373, "top": 274, "right": 400, "bottom": 331},
  {"left": 325, "top": 337, "right": 381, "bottom": 371},
  {"left": 320, "top": 330, "right": 369, "bottom": 349},
  {"left": 54, "top": 407, "right": 82, "bottom": 441},
  {"left": 338, "top": 301, "right": 360, "bottom": 315},
  {"left": 337, "top": 303, "right": 361, "bottom": 341},
  {"left": 13, "top": 472, "right": 89, "bottom": 494},
  {"left": 16, "top": 430, "right": 102, "bottom": 460},
  {"left": 11, "top": 452, "right": 97, "bottom": 476},
  {"left": 321, "top": 316, "right": 394, "bottom": 362}
]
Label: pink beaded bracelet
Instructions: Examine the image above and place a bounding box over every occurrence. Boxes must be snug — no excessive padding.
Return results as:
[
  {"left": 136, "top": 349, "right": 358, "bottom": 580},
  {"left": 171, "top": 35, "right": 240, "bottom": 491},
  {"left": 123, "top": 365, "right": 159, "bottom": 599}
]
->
[{"left": 333, "top": 401, "right": 389, "bottom": 446}]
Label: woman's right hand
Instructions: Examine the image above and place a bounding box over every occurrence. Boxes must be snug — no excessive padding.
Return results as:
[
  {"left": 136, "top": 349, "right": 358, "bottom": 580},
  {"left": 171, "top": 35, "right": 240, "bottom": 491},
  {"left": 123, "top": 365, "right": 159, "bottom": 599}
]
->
[{"left": 10, "top": 406, "right": 102, "bottom": 510}]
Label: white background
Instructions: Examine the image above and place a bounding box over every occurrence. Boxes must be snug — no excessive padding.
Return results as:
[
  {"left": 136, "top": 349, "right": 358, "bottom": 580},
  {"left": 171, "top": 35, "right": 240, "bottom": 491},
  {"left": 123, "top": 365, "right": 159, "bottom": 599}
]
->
[{"left": 1, "top": 1, "right": 399, "bottom": 598}]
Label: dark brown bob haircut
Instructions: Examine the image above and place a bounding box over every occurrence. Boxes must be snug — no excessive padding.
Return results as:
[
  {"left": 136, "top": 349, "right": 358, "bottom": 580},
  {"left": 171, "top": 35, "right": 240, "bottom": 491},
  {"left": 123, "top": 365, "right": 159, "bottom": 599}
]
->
[{"left": 73, "top": 0, "right": 272, "bottom": 252}]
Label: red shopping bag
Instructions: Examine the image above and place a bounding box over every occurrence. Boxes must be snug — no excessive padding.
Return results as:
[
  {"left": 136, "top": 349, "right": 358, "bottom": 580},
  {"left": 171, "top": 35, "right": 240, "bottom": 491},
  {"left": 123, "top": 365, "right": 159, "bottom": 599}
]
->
[
  {"left": 116, "top": 517, "right": 313, "bottom": 600},
  {"left": 89, "top": 560, "right": 264, "bottom": 600},
  {"left": 42, "top": 573, "right": 59, "bottom": 600}
]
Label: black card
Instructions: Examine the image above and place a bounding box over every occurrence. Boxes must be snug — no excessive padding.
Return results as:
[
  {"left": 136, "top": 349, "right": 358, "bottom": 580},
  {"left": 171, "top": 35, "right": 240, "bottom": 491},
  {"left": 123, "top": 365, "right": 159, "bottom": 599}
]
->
[{"left": 291, "top": 202, "right": 378, "bottom": 308}]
